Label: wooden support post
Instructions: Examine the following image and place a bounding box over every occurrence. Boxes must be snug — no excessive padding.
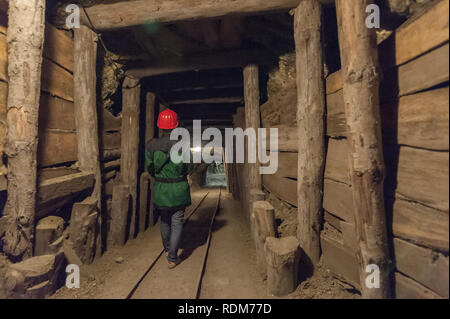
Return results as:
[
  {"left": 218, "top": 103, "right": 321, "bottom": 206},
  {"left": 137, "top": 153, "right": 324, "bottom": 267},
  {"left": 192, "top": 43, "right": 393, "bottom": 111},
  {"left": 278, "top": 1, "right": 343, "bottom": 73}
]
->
[
  {"left": 145, "top": 92, "right": 156, "bottom": 144},
  {"left": 73, "top": 24, "right": 102, "bottom": 257},
  {"left": 336, "top": 0, "right": 391, "bottom": 298},
  {"left": 232, "top": 107, "right": 245, "bottom": 201},
  {"left": 139, "top": 172, "right": 150, "bottom": 233},
  {"left": 145, "top": 92, "right": 156, "bottom": 227},
  {"left": 1, "top": 0, "right": 46, "bottom": 259},
  {"left": 265, "top": 236, "right": 300, "bottom": 296},
  {"left": 158, "top": 103, "right": 167, "bottom": 137},
  {"left": 252, "top": 200, "right": 276, "bottom": 278},
  {"left": 121, "top": 76, "right": 141, "bottom": 239},
  {"left": 244, "top": 64, "right": 262, "bottom": 191},
  {"left": 68, "top": 197, "right": 99, "bottom": 264},
  {"left": 74, "top": 25, "right": 101, "bottom": 199},
  {"left": 110, "top": 184, "right": 130, "bottom": 246},
  {"left": 294, "top": 0, "right": 326, "bottom": 266}
]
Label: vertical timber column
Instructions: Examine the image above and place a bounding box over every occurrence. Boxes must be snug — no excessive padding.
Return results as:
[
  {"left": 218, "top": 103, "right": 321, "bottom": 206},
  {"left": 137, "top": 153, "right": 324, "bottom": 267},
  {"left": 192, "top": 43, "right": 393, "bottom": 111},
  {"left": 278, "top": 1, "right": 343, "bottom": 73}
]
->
[
  {"left": 294, "top": 0, "right": 326, "bottom": 266},
  {"left": 144, "top": 92, "right": 156, "bottom": 229},
  {"left": 2, "top": 0, "right": 46, "bottom": 259},
  {"left": 121, "top": 76, "right": 141, "bottom": 238},
  {"left": 145, "top": 92, "right": 156, "bottom": 145},
  {"left": 74, "top": 25, "right": 101, "bottom": 204},
  {"left": 243, "top": 64, "right": 262, "bottom": 201},
  {"left": 336, "top": 0, "right": 391, "bottom": 298},
  {"left": 158, "top": 103, "right": 167, "bottom": 137}
]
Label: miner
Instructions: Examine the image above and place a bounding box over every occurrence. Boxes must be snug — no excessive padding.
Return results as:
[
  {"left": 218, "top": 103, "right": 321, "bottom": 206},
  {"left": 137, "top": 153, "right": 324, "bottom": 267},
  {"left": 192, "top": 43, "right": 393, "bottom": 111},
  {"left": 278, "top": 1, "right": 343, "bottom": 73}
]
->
[{"left": 145, "top": 109, "right": 194, "bottom": 269}]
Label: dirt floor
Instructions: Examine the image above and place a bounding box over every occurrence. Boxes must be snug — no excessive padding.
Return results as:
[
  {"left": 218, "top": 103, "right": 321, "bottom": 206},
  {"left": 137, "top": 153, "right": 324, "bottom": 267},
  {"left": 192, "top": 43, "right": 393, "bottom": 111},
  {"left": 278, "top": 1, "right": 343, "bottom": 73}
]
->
[{"left": 50, "top": 188, "right": 359, "bottom": 299}]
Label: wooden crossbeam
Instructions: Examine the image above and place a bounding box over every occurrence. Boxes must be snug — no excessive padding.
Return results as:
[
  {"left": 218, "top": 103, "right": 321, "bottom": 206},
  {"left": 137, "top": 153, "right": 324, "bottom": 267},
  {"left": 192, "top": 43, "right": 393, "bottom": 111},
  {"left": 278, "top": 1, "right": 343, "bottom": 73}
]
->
[
  {"left": 169, "top": 97, "right": 243, "bottom": 105},
  {"left": 143, "top": 68, "right": 243, "bottom": 93},
  {"left": 163, "top": 87, "right": 243, "bottom": 102},
  {"left": 126, "top": 49, "right": 275, "bottom": 79},
  {"left": 82, "top": 0, "right": 302, "bottom": 31}
]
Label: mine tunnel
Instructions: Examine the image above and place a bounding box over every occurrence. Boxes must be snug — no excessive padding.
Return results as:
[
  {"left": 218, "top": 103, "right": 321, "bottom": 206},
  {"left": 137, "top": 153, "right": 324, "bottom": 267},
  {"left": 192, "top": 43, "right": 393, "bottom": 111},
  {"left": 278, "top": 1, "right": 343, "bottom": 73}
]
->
[{"left": 0, "top": 0, "right": 449, "bottom": 301}]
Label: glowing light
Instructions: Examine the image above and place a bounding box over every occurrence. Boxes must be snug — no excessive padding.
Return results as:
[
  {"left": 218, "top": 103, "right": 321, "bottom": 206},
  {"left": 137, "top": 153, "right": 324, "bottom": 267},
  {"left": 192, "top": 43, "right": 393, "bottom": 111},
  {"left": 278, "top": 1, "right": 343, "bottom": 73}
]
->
[{"left": 192, "top": 146, "right": 202, "bottom": 153}]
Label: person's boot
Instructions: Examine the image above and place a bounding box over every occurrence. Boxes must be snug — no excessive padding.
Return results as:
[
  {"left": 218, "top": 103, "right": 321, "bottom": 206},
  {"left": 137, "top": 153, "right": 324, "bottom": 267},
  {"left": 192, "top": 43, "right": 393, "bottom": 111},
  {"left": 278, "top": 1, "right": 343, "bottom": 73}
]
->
[{"left": 168, "top": 257, "right": 180, "bottom": 269}]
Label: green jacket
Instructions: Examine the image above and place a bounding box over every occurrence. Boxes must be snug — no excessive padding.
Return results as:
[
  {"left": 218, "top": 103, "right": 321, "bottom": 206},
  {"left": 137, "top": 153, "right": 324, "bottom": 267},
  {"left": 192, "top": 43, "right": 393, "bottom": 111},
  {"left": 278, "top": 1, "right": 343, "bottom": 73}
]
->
[{"left": 145, "top": 134, "right": 194, "bottom": 210}]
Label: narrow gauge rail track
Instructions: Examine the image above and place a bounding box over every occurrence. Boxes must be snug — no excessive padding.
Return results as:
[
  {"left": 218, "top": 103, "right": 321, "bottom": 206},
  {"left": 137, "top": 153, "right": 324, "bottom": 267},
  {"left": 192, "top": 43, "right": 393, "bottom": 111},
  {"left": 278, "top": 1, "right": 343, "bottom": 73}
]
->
[{"left": 126, "top": 189, "right": 222, "bottom": 299}]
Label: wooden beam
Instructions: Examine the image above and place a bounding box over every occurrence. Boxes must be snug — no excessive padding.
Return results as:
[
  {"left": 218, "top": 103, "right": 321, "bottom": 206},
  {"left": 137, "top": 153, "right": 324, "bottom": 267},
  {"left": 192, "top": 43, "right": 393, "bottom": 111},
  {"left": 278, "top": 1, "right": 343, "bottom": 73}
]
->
[
  {"left": 294, "top": 0, "right": 326, "bottom": 266},
  {"left": 143, "top": 68, "right": 243, "bottom": 93},
  {"left": 163, "top": 87, "right": 243, "bottom": 102},
  {"left": 144, "top": 92, "right": 156, "bottom": 229},
  {"left": 1, "top": 0, "right": 45, "bottom": 259},
  {"left": 336, "top": 0, "right": 392, "bottom": 298},
  {"left": 170, "top": 97, "right": 243, "bottom": 105},
  {"left": 74, "top": 25, "right": 102, "bottom": 206},
  {"left": 37, "top": 171, "right": 95, "bottom": 205},
  {"left": 121, "top": 76, "right": 141, "bottom": 239},
  {"left": 82, "top": 0, "right": 301, "bottom": 31},
  {"left": 126, "top": 50, "right": 274, "bottom": 78},
  {"left": 244, "top": 64, "right": 262, "bottom": 195}
]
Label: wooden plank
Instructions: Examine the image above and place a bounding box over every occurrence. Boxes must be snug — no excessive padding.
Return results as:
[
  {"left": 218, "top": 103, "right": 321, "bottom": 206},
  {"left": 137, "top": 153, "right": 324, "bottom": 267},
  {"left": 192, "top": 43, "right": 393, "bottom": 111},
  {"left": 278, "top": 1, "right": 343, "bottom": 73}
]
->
[
  {"left": 325, "top": 70, "right": 342, "bottom": 95},
  {"left": 37, "top": 171, "right": 94, "bottom": 205},
  {"left": 324, "top": 141, "right": 449, "bottom": 213},
  {"left": 101, "top": 131, "right": 121, "bottom": 150},
  {"left": 397, "top": 43, "right": 449, "bottom": 97},
  {"left": 381, "top": 87, "right": 449, "bottom": 151},
  {"left": 265, "top": 125, "right": 298, "bottom": 152},
  {"left": 394, "top": 238, "right": 449, "bottom": 298},
  {"left": 41, "top": 57, "right": 74, "bottom": 102},
  {"left": 83, "top": 0, "right": 302, "bottom": 31},
  {"left": 320, "top": 233, "right": 360, "bottom": 288},
  {"left": 37, "top": 130, "right": 78, "bottom": 167},
  {"left": 396, "top": 272, "right": 444, "bottom": 299},
  {"left": 0, "top": 33, "right": 6, "bottom": 81},
  {"left": 324, "top": 211, "right": 342, "bottom": 232},
  {"left": 328, "top": 86, "right": 450, "bottom": 150},
  {"left": 388, "top": 147, "right": 449, "bottom": 212},
  {"left": 323, "top": 178, "right": 354, "bottom": 223},
  {"left": 269, "top": 152, "right": 297, "bottom": 179},
  {"left": 39, "top": 93, "right": 76, "bottom": 131},
  {"left": 326, "top": 89, "right": 346, "bottom": 138},
  {"left": 340, "top": 221, "right": 358, "bottom": 255},
  {"left": 43, "top": 24, "right": 74, "bottom": 72},
  {"left": 262, "top": 172, "right": 297, "bottom": 207},
  {"left": 388, "top": 0, "right": 449, "bottom": 66},
  {"left": 325, "top": 138, "right": 349, "bottom": 184},
  {"left": 38, "top": 167, "right": 80, "bottom": 182},
  {"left": 101, "top": 108, "right": 121, "bottom": 132},
  {"left": 393, "top": 198, "right": 449, "bottom": 252},
  {"left": 0, "top": 80, "right": 6, "bottom": 114}
]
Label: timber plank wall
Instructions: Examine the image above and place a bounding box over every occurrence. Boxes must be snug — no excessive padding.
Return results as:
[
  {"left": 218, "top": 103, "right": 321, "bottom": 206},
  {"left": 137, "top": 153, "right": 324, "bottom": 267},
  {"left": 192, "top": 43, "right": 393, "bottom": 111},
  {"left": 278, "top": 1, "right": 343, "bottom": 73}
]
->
[
  {"left": 0, "top": 8, "right": 122, "bottom": 220},
  {"left": 257, "top": 0, "right": 449, "bottom": 298}
]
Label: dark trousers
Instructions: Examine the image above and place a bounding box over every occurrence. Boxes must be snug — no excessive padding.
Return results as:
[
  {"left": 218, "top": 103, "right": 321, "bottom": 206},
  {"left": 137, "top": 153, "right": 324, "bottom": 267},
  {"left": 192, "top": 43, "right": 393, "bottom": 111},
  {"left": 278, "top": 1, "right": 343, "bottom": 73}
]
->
[{"left": 159, "top": 208, "right": 185, "bottom": 262}]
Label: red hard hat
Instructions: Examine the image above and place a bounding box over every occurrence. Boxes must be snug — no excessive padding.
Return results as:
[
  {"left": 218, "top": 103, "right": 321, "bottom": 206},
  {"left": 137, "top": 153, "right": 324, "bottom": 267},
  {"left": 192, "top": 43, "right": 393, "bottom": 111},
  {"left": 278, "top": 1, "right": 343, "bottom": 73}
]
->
[{"left": 157, "top": 108, "right": 179, "bottom": 129}]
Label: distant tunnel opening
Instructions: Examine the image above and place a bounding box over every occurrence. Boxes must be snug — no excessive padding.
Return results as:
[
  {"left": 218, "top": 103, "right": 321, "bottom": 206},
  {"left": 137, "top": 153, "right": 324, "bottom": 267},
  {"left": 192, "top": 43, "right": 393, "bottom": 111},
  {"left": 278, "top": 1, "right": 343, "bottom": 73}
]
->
[{"left": 204, "top": 163, "right": 227, "bottom": 188}]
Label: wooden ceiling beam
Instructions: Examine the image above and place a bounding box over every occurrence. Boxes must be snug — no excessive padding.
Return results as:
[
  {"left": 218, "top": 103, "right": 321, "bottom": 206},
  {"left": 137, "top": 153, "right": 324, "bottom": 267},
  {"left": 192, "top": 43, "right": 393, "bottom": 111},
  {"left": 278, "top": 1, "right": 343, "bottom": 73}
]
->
[
  {"left": 163, "top": 87, "right": 243, "bottom": 102},
  {"left": 143, "top": 69, "right": 243, "bottom": 93},
  {"left": 81, "top": 0, "right": 302, "bottom": 31},
  {"left": 169, "top": 97, "right": 243, "bottom": 105},
  {"left": 126, "top": 49, "right": 275, "bottom": 78}
]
